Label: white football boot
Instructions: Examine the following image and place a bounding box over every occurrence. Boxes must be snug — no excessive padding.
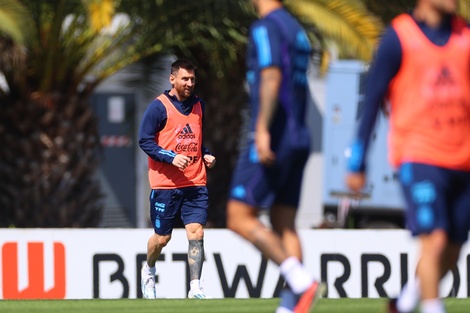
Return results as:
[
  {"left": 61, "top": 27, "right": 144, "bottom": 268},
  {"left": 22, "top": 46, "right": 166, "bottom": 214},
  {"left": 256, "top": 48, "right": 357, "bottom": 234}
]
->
[
  {"left": 141, "top": 263, "right": 156, "bottom": 299},
  {"left": 188, "top": 287, "right": 212, "bottom": 299}
]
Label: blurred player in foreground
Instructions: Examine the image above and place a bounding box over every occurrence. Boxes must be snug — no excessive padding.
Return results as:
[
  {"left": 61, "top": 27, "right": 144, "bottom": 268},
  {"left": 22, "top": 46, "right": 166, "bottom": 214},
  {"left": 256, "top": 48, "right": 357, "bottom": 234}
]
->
[
  {"left": 227, "top": 0, "right": 321, "bottom": 312},
  {"left": 139, "top": 59, "right": 216, "bottom": 299},
  {"left": 346, "top": 0, "right": 470, "bottom": 312}
]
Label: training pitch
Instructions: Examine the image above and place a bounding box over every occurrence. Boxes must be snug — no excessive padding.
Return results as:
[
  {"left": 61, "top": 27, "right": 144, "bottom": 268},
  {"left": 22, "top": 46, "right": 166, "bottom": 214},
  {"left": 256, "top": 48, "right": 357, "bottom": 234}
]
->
[{"left": 0, "top": 298, "right": 469, "bottom": 313}]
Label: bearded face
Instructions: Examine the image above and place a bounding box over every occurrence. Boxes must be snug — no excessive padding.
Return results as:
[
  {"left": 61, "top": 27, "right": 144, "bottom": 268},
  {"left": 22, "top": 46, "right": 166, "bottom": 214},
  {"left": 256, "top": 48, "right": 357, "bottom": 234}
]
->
[{"left": 170, "top": 68, "right": 195, "bottom": 101}]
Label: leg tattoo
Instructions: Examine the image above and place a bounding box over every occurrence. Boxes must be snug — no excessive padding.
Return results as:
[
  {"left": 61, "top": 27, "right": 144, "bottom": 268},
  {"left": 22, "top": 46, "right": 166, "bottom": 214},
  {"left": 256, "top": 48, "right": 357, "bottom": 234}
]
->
[{"left": 188, "top": 239, "right": 204, "bottom": 280}]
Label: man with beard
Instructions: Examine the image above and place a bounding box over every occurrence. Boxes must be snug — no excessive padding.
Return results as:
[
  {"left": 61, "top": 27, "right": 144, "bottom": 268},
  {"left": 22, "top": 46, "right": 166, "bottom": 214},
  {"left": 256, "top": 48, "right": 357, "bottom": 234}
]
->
[
  {"left": 346, "top": 0, "right": 470, "bottom": 312},
  {"left": 227, "top": 1, "right": 321, "bottom": 312},
  {"left": 139, "top": 58, "right": 216, "bottom": 299}
]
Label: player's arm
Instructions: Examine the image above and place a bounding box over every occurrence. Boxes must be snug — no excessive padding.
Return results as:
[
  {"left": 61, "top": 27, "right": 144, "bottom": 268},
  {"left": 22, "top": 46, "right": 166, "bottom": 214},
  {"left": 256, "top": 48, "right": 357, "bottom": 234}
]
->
[
  {"left": 252, "top": 22, "right": 283, "bottom": 166},
  {"left": 256, "top": 66, "right": 282, "bottom": 166},
  {"left": 138, "top": 100, "right": 177, "bottom": 164},
  {"left": 346, "top": 27, "right": 402, "bottom": 192}
]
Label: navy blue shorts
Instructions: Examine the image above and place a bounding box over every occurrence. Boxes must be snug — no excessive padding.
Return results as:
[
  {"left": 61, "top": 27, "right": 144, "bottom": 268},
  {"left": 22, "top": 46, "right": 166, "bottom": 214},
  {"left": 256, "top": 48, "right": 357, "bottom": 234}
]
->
[
  {"left": 229, "top": 140, "right": 309, "bottom": 209},
  {"left": 399, "top": 162, "right": 470, "bottom": 243},
  {"left": 149, "top": 186, "right": 208, "bottom": 235}
]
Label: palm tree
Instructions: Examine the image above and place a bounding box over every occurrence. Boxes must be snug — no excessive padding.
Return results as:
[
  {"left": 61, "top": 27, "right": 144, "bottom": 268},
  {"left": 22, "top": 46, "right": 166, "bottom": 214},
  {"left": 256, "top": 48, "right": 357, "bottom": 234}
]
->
[{"left": 0, "top": 0, "right": 166, "bottom": 227}]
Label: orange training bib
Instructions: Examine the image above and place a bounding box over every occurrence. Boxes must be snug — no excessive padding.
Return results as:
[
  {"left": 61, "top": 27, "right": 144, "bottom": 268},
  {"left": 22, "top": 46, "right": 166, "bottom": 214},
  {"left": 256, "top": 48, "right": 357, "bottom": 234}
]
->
[
  {"left": 387, "top": 14, "right": 470, "bottom": 170},
  {"left": 148, "top": 94, "right": 206, "bottom": 189}
]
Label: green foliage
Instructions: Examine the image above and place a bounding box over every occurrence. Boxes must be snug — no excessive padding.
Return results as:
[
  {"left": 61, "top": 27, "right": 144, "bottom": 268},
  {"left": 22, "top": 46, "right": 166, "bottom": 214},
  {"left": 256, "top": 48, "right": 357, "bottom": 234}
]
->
[
  {"left": 363, "top": 0, "right": 416, "bottom": 24},
  {"left": 287, "top": 0, "right": 383, "bottom": 62},
  {"left": 1, "top": 0, "right": 165, "bottom": 98},
  {"left": 0, "top": 0, "right": 385, "bottom": 96},
  {"left": 0, "top": 0, "right": 33, "bottom": 44},
  {"left": 119, "top": 0, "right": 254, "bottom": 79},
  {"left": 461, "top": 0, "right": 470, "bottom": 19}
]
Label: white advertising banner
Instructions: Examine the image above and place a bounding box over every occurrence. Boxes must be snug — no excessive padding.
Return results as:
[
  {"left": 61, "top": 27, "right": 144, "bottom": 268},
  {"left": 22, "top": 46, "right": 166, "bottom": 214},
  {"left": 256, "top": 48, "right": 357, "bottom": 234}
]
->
[{"left": 0, "top": 229, "right": 468, "bottom": 299}]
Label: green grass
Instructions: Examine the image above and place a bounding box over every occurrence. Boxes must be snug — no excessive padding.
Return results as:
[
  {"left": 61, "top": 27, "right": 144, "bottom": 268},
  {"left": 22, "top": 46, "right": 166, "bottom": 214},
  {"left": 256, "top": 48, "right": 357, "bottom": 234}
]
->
[{"left": 0, "top": 298, "right": 469, "bottom": 313}]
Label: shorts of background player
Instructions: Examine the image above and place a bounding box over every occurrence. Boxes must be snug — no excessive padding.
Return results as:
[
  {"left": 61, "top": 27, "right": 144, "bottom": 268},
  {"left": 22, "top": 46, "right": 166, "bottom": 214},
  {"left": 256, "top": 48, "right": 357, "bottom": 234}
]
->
[
  {"left": 149, "top": 186, "right": 208, "bottom": 236},
  {"left": 229, "top": 140, "right": 309, "bottom": 209},
  {"left": 399, "top": 162, "right": 470, "bottom": 243}
]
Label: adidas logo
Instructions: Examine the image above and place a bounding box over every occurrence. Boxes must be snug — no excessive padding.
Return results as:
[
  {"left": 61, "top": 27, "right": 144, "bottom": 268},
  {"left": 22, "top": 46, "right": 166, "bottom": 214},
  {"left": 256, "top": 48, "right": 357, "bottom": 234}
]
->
[
  {"left": 178, "top": 123, "right": 196, "bottom": 139},
  {"left": 434, "top": 66, "right": 455, "bottom": 87},
  {"left": 181, "top": 123, "right": 193, "bottom": 134}
]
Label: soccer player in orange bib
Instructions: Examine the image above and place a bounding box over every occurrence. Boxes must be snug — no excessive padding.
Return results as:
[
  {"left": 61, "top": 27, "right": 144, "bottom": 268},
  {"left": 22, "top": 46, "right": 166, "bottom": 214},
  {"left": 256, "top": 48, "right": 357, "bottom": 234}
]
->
[
  {"left": 346, "top": 1, "right": 470, "bottom": 312},
  {"left": 138, "top": 59, "right": 216, "bottom": 299}
]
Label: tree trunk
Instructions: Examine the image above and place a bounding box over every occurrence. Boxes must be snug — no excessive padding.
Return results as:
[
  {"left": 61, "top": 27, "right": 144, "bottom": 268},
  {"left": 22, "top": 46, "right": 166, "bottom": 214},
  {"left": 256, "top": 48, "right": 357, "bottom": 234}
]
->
[
  {"left": 195, "top": 59, "right": 248, "bottom": 228},
  {"left": 0, "top": 95, "right": 103, "bottom": 227}
]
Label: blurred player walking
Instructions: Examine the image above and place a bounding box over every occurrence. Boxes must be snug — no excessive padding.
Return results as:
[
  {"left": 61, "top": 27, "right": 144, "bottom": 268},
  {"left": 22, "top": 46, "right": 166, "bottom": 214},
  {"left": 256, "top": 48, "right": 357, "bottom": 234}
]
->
[
  {"left": 346, "top": 1, "right": 470, "bottom": 312},
  {"left": 227, "top": 1, "right": 321, "bottom": 312}
]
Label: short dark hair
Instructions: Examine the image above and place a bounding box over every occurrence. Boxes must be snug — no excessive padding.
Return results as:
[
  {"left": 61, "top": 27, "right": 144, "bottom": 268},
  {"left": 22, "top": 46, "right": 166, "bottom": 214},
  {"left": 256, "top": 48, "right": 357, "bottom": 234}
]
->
[{"left": 171, "top": 58, "right": 197, "bottom": 75}]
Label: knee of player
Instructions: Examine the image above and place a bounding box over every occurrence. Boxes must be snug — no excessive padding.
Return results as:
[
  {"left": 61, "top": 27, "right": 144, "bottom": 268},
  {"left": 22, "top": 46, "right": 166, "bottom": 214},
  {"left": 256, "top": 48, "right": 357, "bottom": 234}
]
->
[
  {"left": 186, "top": 223, "right": 205, "bottom": 240},
  {"left": 421, "top": 230, "right": 448, "bottom": 256},
  {"left": 152, "top": 234, "right": 171, "bottom": 247},
  {"left": 188, "top": 227, "right": 204, "bottom": 240},
  {"left": 226, "top": 210, "right": 250, "bottom": 234},
  {"left": 193, "top": 227, "right": 204, "bottom": 240},
  {"left": 226, "top": 204, "right": 239, "bottom": 232},
  {"left": 226, "top": 215, "right": 238, "bottom": 232}
]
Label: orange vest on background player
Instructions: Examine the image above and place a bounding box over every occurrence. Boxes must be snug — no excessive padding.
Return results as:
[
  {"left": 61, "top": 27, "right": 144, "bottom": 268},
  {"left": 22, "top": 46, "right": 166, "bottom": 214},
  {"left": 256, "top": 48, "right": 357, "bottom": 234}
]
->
[
  {"left": 148, "top": 94, "right": 206, "bottom": 189},
  {"left": 387, "top": 14, "right": 470, "bottom": 170}
]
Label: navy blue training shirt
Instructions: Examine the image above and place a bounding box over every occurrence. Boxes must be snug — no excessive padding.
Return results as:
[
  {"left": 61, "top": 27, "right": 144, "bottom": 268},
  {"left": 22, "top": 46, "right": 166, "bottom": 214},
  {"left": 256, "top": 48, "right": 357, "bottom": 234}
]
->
[
  {"left": 246, "top": 8, "right": 312, "bottom": 149},
  {"left": 139, "top": 91, "right": 210, "bottom": 164},
  {"left": 348, "top": 15, "right": 455, "bottom": 172}
]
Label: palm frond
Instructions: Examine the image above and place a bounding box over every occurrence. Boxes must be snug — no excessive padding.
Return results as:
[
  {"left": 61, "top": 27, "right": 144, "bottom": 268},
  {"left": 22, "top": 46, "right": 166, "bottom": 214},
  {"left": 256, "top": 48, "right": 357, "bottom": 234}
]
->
[
  {"left": 19, "top": 0, "right": 165, "bottom": 95},
  {"left": 286, "top": 0, "right": 383, "bottom": 61},
  {"left": 0, "top": 0, "right": 33, "bottom": 44},
  {"left": 82, "top": 0, "right": 115, "bottom": 32},
  {"left": 459, "top": 0, "right": 470, "bottom": 20}
]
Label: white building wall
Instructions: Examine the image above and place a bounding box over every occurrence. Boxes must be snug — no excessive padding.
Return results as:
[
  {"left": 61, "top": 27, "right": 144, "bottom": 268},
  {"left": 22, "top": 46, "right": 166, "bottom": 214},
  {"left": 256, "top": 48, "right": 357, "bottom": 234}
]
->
[{"left": 297, "top": 76, "right": 326, "bottom": 228}]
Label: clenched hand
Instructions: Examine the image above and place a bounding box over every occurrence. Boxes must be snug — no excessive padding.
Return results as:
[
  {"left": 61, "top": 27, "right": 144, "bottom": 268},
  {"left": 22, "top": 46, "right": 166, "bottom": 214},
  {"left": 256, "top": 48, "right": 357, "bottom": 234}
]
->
[
  {"left": 255, "top": 129, "right": 276, "bottom": 166},
  {"left": 346, "top": 172, "right": 366, "bottom": 193},
  {"left": 204, "top": 154, "right": 216, "bottom": 168},
  {"left": 173, "top": 154, "right": 191, "bottom": 171}
]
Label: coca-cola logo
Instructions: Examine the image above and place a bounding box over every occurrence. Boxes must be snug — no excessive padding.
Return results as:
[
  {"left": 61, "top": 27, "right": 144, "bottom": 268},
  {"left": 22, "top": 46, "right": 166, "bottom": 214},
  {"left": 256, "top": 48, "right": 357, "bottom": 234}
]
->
[{"left": 175, "top": 142, "right": 198, "bottom": 152}]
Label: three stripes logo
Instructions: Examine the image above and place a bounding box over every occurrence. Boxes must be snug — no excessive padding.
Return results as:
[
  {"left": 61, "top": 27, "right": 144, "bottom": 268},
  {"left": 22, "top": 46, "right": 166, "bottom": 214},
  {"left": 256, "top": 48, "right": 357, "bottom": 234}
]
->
[
  {"left": 2, "top": 242, "right": 66, "bottom": 299},
  {"left": 434, "top": 66, "right": 455, "bottom": 87},
  {"left": 178, "top": 123, "right": 196, "bottom": 139}
]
